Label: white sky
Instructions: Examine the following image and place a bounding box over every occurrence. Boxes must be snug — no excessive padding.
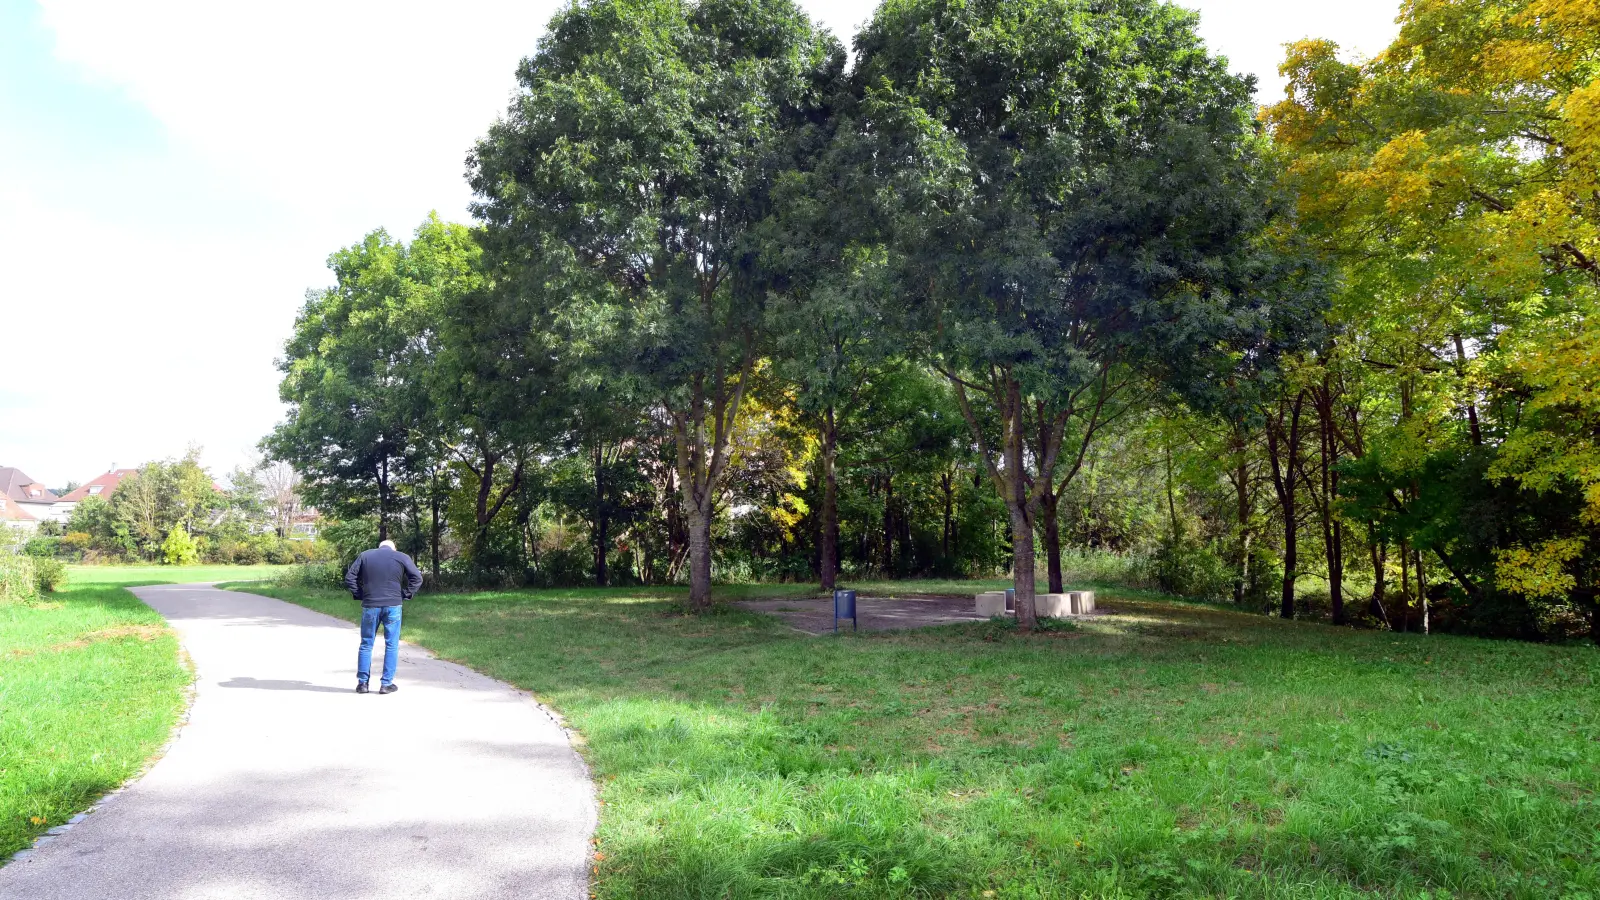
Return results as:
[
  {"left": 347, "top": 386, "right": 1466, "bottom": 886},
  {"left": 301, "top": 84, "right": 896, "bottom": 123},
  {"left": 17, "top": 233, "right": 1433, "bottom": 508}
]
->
[{"left": 0, "top": 0, "right": 1400, "bottom": 489}]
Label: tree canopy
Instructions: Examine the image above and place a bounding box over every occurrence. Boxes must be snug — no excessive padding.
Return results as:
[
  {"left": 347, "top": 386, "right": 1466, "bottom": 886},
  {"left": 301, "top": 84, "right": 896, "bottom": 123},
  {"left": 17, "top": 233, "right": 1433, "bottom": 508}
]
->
[{"left": 262, "top": 0, "right": 1600, "bottom": 642}]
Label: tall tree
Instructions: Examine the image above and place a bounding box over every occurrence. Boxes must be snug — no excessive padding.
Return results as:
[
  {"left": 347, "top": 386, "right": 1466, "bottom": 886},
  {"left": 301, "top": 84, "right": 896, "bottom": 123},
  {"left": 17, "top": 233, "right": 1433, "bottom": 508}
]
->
[
  {"left": 267, "top": 228, "right": 431, "bottom": 540},
  {"left": 1266, "top": 0, "right": 1600, "bottom": 634},
  {"left": 857, "top": 0, "right": 1309, "bottom": 627},
  {"left": 470, "top": 0, "right": 843, "bottom": 608}
]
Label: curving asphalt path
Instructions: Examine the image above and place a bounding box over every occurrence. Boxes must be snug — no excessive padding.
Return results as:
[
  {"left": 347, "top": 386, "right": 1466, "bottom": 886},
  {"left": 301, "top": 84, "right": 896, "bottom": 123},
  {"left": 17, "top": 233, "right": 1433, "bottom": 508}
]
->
[{"left": 0, "top": 584, "right": 595, "bottom": 900}]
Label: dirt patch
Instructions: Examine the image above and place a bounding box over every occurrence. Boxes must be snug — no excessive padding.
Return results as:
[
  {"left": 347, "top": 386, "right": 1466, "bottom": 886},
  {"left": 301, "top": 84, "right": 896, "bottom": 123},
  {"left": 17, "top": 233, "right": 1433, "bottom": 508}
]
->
[
  {"left": 736, "top": 595, "right": 996, "bottom": 634},
  {"left": 738, "top": 594, "right": 1110, "bottom": 635}
]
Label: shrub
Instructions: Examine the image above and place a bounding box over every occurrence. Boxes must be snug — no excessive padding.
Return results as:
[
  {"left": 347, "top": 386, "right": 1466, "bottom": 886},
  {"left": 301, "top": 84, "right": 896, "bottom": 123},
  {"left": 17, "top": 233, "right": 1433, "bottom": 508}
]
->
[
  {"left": 274, "top": 561, "right": 345, "bottom": 589},
  {"left": 1060, "top": 548, "right": 1152, "bottom": 586},
  {"left": 289, "top": 539, "right": 333, "bottom": 564},
  {"left": 161, "top": 526, "right": 200, "bottom": 566},
  {"left": 0, "top": 552, "right": 38, "bottom": 603},
  {"left": 61, "top": 532, "right": 93, "bottom": 556},
  {"left": 1150, "top": 537, "right": 1233, "bottom": 601},
  {"left": 23, "top": 537, "right": 61, "bottom": 558},
  {"left": 32, "top": 557, "right": 68, "bottom": 593}
]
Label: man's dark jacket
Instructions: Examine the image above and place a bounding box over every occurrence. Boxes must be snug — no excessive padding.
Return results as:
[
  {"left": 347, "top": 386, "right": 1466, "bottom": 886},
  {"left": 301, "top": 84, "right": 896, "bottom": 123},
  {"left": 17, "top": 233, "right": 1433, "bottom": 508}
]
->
[{"left": 344, "top": 546, "right": 424, "bottom": 608}]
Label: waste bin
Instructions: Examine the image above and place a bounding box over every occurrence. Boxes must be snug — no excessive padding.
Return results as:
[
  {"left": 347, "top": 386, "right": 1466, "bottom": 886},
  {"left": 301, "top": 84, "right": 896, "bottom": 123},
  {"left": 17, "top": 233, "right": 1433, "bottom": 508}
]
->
[{"left": 833, "top": 589, "right": 857, "bottom": 633}]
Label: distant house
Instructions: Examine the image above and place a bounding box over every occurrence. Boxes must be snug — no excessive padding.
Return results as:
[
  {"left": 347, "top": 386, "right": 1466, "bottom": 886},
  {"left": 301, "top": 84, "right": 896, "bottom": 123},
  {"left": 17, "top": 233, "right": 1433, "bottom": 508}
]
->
[
  {"left": 0, "top": 466, "right": 62, "bottom": 527},
  {"left": 55, "top": 469, "right": 140, "bottom": 521},
  {"left": 0, "top": 494, "right": 40, "bottom": 532}
]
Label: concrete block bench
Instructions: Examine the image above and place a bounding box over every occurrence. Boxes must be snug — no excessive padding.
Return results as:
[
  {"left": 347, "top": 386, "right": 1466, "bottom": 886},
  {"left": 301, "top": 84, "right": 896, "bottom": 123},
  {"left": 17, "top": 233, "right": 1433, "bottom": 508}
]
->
[
  {"left": 1036, "top": 591, "right": 1097, "bottom": 617},
  {"left": 975, "top": 591, "right": 1009, "bottom": 617},
  {"left": 977, "top": 590, "right": 1095, "bottom": 618}
]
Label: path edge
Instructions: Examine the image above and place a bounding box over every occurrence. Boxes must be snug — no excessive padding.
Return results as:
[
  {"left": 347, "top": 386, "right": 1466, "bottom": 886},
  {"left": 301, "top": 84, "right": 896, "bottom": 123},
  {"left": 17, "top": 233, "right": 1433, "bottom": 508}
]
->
[{"left": 3, "top": 587, "right": 201, "bottom": 870}]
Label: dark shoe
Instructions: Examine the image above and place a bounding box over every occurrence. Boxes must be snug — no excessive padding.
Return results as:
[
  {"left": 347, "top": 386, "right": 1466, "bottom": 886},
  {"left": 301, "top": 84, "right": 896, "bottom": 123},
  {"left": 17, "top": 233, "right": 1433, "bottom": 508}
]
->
[
  {"left": 356, "top": 682, "right": 369, "bottom": 694},
  {"left": 379, "top": 683, "right": 398, "bottom": 695}
]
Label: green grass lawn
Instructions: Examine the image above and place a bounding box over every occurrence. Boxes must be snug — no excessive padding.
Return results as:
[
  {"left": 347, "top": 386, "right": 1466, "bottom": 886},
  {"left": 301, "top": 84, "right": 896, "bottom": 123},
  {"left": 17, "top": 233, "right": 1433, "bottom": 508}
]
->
[
  {"left": 233, "top": 581, "right": 1599, "bottom": 899},
  {"left": 0, "top": 582, "right": 191, "bottom": 859},
  {"left": 65, "top": 563, "right": 293, "bottom": 586}
]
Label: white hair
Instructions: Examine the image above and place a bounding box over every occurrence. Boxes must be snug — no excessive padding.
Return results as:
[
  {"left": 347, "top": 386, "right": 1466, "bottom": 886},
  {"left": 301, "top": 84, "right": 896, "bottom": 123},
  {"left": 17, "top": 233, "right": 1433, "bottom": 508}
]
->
[{"left": 379, "top": 539, "right": 397, "bottom": 550}]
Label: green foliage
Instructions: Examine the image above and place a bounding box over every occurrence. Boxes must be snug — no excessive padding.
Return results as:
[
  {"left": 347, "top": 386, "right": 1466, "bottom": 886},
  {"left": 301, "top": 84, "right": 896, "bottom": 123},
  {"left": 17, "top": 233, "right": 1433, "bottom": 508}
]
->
[
  {"left": 23, "top": 536, "right": 59, "bottom": 558},
  {"left": 1150, "top": 537, "right": 1235, "bottom": 603},
  {"left": 470, "top": 0, "right": 845, "bottom": 605},
  {"left": 0, "top": 550, "right": 37, "bottom": 604},
  {"left": 111, "top": 453, "right": 222, "bottom": 560},
  {"left": 317, "top": 517, "right": 381, "bottom": 566},
  {"left": 250, "top": 0, "right": 1600, "bottom": 643},
  {"left": 161, "top": 525, "right": 200, "bottom": 566},
  {"left": 32, "top": 557, "right": 68, "bottom": 594}
]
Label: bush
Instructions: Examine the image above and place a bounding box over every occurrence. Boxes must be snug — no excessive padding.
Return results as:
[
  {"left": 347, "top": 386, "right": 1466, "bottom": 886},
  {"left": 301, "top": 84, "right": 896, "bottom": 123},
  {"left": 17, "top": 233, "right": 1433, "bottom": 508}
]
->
[
  {"left": 1150, "top": 537, "right": 1233, "bottom": 601},
  {"left": 162, "top": 526, "right": 200, "bottom": 566},
  {"left": 23, "top": 537, "right": 60, "bottom": 558},
  {"left": 274, "top": 561, "right": 345, "bottom": 589},
  {"left": 61, "top": 532, "right": 93, "bottom": 557},
  {"left": 528, "top": 544, "right": 590, "bottom": 587},
  {"left": 289, "top": 541, "right": 317, "bottom": 564},
  {"left": 1059, "top": 548, "right": 1152, "bottom": 585},
  {"left": 0, "top": 552, "right": 38, "bottom": 603},
  {"left": 32, "top": 557, "right": 68, "bottom": 593}
]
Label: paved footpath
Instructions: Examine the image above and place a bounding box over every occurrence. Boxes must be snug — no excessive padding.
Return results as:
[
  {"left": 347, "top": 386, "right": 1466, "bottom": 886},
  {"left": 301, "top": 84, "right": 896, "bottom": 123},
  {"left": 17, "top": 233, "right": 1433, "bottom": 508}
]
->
[{"left": 0, "top": 584, "right": 595, "bottom": 900}]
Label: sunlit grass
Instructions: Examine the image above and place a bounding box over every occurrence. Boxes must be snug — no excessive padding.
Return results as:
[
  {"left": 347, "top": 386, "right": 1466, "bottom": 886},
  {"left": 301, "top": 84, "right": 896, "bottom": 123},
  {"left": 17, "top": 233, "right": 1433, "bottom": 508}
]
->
[
  {"left": 237, "top": 580, "right": 1600, "bottom": 899},
  {"left": 66, "top": 564, "right": 293, "bottom": 587},
  {"left": 0, "top": 583, "right": 189, "bottom": 859}
]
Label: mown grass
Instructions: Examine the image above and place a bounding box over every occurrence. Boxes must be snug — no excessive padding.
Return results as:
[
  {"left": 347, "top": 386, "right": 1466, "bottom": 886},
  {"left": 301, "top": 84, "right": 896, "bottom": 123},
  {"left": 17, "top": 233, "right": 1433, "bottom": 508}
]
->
[
  {"left": 0, "top": 582, "right": 190, "bottom": 859},
  {"left": 65, "top": 564, "right": 293, "bottom": 587},
  {"left": 236, "top": 581, "right": 1600, "bottom": 899}
]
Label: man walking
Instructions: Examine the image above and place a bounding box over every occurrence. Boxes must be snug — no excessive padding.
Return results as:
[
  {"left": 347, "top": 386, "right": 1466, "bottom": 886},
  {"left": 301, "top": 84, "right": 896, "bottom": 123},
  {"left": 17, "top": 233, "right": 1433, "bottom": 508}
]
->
[{"left": 344, "top": 539, "right": 423, "bottom": 694}]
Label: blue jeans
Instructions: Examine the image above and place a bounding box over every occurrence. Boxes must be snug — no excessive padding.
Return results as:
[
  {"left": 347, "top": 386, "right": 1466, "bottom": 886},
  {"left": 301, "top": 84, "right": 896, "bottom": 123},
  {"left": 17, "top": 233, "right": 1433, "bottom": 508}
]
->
[{"left": 357, "top": 606, "right": 402, "bottom": 686}]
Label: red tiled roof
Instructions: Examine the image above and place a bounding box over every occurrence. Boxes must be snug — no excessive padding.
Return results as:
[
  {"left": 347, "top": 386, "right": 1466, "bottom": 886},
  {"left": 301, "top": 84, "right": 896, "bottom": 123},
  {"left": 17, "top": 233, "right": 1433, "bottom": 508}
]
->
[
  {"left": 60, "top": 469, "right": 140, "bottom": 503},
  {"left": 0, "top": 497, "right": 38, "bottom": 521},
  {"left": 0, "top": 467, "right": 59, "bottom": 503}
]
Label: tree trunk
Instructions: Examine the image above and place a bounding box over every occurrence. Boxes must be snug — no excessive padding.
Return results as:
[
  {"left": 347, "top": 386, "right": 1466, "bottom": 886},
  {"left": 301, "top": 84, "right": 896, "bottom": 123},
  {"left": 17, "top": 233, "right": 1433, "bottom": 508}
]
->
[
  {"left": 1317, "top": 384, "right": 1345, "bottom": 625},
  {"left": 1232, "top": 428, "right": 1252, "bottom": 604},
  {"left": 1164, "top": 431, "right": 1181, "bottom": 541},
  {"left": 819, "top": 408, "right": 839, "bottom": 592},
  {"left": 1369, "top": 535, "right": 1387, "bottom": 624},
  {"left": 1399, "top": 539, "right": 1411, "bottom": 632},
  {"left": 1330, "top": 519, "right": 1345, "bottom": 624},
  {"left": 1417, "top": 548, "right": 1430, "bottom": 636},
  {"left": 1011, "top": 507, "right": 1038, "bottom": 629},
  {"left": 940, "top": 470, "right": 955, "bottom": 562},
  {"left": 1237, "top": 532, "right": 1253, "bottom": 605},
  {"left": 1043, "top": 485, "right": 1063, "bottom": 593},
  {"left": 377, "top": 457, "right": 390, "bottom": 542},
  {"left": 1004, "top": 380, "right": 1039, "bottom": 629},
  {"left": 686, "top": 503, "right": 712, "bottom": 609},
  {"left": 1267, "top": 392, "right": 1305, "bottom": 614},
  {"left": 594, "top": 444, "right": 609, "bottom": 587},
  {"left": 1266, "top": 393, "right": 1305, "bottom": 620},
  {"left": 1281, "top": 509, "right": 1298, "bottom": 620},
  {"left": 881, "top": 471, "right": 895, "bottom": 576},
  {"left": 945, "top": 368, "right": 1064, "bottom": 631},
  {"left": 1454, "top": 333, "right": 1483, "bottom": 447},
  {"left": 430, "top": 474, "right": 441, "bottom": 582}
]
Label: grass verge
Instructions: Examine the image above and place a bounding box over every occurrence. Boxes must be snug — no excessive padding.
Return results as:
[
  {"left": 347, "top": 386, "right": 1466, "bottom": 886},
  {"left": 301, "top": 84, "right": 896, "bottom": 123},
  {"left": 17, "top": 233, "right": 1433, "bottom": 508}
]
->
[
  {"left": 233, "top": 581, "right": 1600, "bottom": 899},
  {"left": 0, "top": 582, "right": 190, "bottom": 859}
]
